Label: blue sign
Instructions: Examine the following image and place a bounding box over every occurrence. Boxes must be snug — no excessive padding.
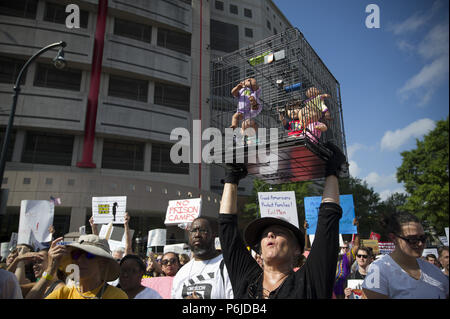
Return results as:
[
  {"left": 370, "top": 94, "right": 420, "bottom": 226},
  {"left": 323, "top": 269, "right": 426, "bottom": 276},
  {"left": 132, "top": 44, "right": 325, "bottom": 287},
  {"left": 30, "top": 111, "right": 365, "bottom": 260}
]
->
[{"left": 304, "top": 195, "right": 357, "bottom": 235}]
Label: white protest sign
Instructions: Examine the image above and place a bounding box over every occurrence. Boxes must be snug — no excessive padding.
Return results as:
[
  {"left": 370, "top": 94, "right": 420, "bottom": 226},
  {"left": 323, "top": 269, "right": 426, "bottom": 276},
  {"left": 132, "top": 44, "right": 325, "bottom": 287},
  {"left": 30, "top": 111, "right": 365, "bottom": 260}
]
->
[
  {"left": 164, "top": 243, "right": 190, "bottom": 255},
  {"left": 258, "top": 191, "right": 299, "bottom": 228},
  {"left": 164, "top": 198, "right": 202, "bottom": 225},
  {"left": 18, "top": 200, "right": 54, "bottom": 245},
  {"left": 215, "top": 237, "right": 221, "bottom": 250},
  {"left": 8, "top": 232, "right": 18, "bottom": 250},
  {"left": 446, "top": 227, "right": 449, "bottom": 246},
  {"left": 438, "top": 236, "right": 448, "bottom": 246},
  {"left": 147, "top": 229, "right": 167, "bottom": 247},
  {"left": 422, "top": 248, "right": 439, "bottom": 258},
  {"left": 92, "top": 196, "right": 126, "bottom": 224},
  {"left": 347, "top": 279, "right": 364, "bottom": 299},
  {"left": 98, "top": 224, "right": 133, "bottom": 244}
]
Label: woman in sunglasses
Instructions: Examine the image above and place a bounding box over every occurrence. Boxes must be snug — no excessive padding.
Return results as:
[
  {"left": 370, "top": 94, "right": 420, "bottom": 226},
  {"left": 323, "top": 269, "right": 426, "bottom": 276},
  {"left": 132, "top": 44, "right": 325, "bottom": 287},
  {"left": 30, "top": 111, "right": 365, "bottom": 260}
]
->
[
  {"left": 26, "top": 235, "right": 128, "bottom": 299},
  {"left": 362, "top": 212, "right": 449, "bottom": 299}
]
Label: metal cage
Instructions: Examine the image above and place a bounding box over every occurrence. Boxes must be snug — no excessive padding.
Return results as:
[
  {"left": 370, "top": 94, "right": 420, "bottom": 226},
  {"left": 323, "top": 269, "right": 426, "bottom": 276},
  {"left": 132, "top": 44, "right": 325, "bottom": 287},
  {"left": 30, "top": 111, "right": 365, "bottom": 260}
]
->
[{"left": 210, "top": 28, "right": 347, "bottom": 184}]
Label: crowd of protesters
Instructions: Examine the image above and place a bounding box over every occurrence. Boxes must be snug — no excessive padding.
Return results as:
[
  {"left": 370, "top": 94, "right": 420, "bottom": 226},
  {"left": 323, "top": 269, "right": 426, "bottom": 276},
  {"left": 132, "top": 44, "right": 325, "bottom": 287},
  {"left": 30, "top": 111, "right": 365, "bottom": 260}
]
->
[{"left": 0, "top": 142, "right": 448, "bottom": 299}]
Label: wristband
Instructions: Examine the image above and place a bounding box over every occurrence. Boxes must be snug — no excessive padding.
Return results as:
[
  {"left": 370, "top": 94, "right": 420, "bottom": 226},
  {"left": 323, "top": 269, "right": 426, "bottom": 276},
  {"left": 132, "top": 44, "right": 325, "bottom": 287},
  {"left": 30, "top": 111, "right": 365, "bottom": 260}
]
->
[{"left": 42, "top": 271, "right": 53, "bottom": 281}]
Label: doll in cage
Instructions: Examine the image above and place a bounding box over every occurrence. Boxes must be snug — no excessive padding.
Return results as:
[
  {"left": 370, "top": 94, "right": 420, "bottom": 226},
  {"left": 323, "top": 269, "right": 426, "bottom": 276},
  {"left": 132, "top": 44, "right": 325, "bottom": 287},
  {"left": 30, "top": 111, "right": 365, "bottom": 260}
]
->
[
  {"left": 230, "top": 78, "right": 262, "bottom": 141},
  {"left": 279, "top": 98, "right": 328, "bottom": 143}
]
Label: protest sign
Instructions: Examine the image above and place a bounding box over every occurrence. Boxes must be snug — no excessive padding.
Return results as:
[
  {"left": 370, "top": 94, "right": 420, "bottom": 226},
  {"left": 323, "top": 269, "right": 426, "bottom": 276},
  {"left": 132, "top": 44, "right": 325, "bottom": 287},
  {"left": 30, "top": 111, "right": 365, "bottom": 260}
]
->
[
  {"left": 141, "top": 276, "right": 174, "bottom": 299},
  {"left": 147, "top": 229, "right": 167, "bottom": 247},
  {"left": 8, "top": 232, "right": 18, "bottom": 250},
  {"left": 92, "top": 196, "right": 126, "bottom": 224},
  {"left": 164, "top": 198, "right": 202, "bottom": 225},
  {"left": 378, "top": 242, "right": 395, "bottom": 255},
  {"left": 18, "top": 200, "right": 54, "bottom": 245},
  {"left": 446, "top": 227, "right": 449, "bottom": 246},
  {"left": 304, "top": 195, "right": 357, "bottom": 235},
  {"left": 164, "top": 243, "right": 190, "bottom": 255},
  {"left": 258, "top": 191, "right": 299, "bottom": 228},
  {"left": 422, "top": 248, "right": 439, "bottom": 258},
  {"left": 347, "top": 279, "right": 364, "bottom": 299},
  {"left": 438, "top": 236, "right": 448, "bottom": 246},
  {"left": 361, "top": 239, "right": 380, "bottom": 255}
]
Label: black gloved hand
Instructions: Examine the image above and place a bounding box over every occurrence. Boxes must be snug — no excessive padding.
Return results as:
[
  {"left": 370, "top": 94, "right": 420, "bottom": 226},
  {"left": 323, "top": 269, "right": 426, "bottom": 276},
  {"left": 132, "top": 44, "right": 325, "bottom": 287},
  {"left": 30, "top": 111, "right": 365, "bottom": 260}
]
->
[
  {"left": 324, "top": 142, "right": 348, "bottom": 178},
  {"left": 220, "top": 163, "right": 248, "bottom": 185}
]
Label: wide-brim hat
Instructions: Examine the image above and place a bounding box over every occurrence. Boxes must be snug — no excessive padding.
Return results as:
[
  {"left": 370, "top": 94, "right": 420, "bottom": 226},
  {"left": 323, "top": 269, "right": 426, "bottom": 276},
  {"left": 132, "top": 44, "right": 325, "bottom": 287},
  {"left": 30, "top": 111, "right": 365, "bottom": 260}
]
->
[
  {"left": 244, "top": 217, "right": 305, "bottom": 253},
  {"left": 66, "top": 234, "right": 120, "bottom": 282}
]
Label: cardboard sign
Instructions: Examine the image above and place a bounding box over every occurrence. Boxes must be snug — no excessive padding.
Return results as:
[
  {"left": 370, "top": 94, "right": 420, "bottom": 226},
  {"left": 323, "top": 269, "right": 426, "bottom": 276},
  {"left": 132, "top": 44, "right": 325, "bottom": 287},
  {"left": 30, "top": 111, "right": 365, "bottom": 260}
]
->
[
  {"left": 92, "top": 196, "right": 126, "bottom": 224},
  {"left": 147, "top": 229, "right": 167, "bottom": 247},
  {"left": 304, "top": 195, "right": 357, "bottom": 235},
  {"left": 258, "top": 191, "right": 299, "bottom": 228},
  {"left": 164, "top": 198, "right": 202, "bottom": 225},
  {"left": 18, "top": 200, "right": 54, "bottom": 245},
  {"left": 361, "top": 239, "right": 380, "bottom": 255}
]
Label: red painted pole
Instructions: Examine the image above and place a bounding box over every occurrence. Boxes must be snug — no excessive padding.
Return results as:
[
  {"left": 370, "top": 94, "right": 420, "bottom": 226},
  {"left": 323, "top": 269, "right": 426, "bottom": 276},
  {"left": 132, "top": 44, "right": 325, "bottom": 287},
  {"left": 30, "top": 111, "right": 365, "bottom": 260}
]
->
[{"left": 77, "top": 0, "right": 108, "bottom": 168}]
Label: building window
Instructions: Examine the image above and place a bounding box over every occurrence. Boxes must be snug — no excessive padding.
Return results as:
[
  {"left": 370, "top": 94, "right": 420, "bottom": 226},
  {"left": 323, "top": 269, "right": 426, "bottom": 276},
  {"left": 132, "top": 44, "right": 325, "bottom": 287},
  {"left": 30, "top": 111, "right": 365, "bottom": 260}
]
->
[
  {"left": 210, "top": 19, "right": 239, "bottom": 53},
  {"left": 245, "top": 28, "right": 253, "bottom": 38},
  {"left": 230, "top": 4, "right": 238, "bottom": 15},
  {"left": 154, "top": 82, "right": 190, "bottom": 111},
  {"left": 151, "top": 143, "right": 189, "bottom": 175},
  {"left": 23, "top": 178, "right": 31, "bottom": 184},
  {"left": 244, "top": 8, "right": 252, "bottom": 18},
  {"left": 22, "top": 131, "right": 74, "bottom": 166},
  {"left": 34, "top": 63, "right": 82, "bottom": 91},
  {"left": 44, "top": 2, "right": 88, "bottom": 28},
  {"left": 0, "top": 128, "right": 15, "bottom": 162},
  {"left": 68, "top": 179, "right": 75, "bottom": 186},
  {"left": 267, "top": 20, "right": 271, "bottom": 30},
  {"left": 114, "top": 18, "right": 151, "bottom": 43},
  {"left": 0, "top": 0, "right": 38, "bottom": 19},
  {"left": 0, "top": 56, "right": 27, "bottom": 85},
  {"left": 45, "top": 178, "right": 53, "bottom": 185},
  {"left": 102, "top": 139, "right": 144, "bottom": 171},
  {"left": 215, "top": 0, "right": 223, "bottom": 10},
  {"left": 157, "top": 28, "right": 191, "bottom": 56},
  {"left": 274, "top": 28, "right": 278, "bottom": 35},
  {"left": 108, "top": 75, "right": 148, "bottom": 102}
]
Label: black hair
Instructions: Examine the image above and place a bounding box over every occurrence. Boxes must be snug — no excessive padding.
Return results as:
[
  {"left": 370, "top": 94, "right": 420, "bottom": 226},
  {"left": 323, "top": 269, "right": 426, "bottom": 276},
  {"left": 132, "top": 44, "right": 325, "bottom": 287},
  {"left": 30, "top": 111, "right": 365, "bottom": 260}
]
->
[
  {"left": 120, "top": 254, "right": 146, "bottom": 272},
  {"left": 380, "top": 211, "right": 421, "bottom": 236},
  {"left": 356, "top": 246, "right": 372, "bottom": 257}
]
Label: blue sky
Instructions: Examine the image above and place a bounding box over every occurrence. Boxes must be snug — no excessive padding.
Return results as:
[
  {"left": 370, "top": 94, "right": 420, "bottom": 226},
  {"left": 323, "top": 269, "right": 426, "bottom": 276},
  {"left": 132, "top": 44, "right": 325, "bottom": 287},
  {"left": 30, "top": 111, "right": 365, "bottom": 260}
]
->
[{"left": 273, "top": 0, "right": 449, "bottom": 200}]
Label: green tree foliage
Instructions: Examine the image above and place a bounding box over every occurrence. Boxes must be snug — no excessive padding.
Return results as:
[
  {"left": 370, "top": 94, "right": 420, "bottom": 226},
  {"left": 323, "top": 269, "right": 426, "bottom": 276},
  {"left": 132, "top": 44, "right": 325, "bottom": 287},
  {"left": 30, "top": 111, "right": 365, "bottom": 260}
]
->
[{"left": 397, "top": 117, "right": 449, "bottom": 233}]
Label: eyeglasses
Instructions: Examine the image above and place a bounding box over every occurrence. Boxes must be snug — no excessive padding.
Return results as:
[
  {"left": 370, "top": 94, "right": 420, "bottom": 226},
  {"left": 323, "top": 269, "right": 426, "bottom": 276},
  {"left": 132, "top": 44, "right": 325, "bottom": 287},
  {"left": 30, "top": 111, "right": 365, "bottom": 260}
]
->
[
  {"left": 189, "top": 228, "right": 208, "bottom": 235},
  {"left": 396, "top": 234, "right": 427, "bottom": 246},
  {"left": 161, "top": 258, "right": 178, "bottom": 266},
  {"left": 356, "top": 254, "right": 368, "bottom": 259},
  {"left": 71, "top": 250, "right": 96, "bottom": 260}
]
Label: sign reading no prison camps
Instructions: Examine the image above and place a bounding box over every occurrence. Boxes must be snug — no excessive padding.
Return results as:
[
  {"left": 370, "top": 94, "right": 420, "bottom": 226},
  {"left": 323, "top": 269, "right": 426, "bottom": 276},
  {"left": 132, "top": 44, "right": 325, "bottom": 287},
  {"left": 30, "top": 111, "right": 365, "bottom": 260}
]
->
[
  {"left": 164, "top": 198, "right": 202, "bottom": 225},
  {"left": 304, "top": 195, "right": 358, "bottom": 235},
  {"left": 258, "top": 191, "right": 299, "bottom": 228},
  {"left": 92, "top": 196, "right": 127, "bottom": 224}
]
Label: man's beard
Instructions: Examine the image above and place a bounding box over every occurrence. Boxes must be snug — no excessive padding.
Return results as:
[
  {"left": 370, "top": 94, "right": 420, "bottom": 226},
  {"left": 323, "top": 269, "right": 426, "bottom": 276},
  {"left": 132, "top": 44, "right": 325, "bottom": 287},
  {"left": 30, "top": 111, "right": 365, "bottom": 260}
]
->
[{"left": 190, "top": 243, "right": 214, "bottom": 258}]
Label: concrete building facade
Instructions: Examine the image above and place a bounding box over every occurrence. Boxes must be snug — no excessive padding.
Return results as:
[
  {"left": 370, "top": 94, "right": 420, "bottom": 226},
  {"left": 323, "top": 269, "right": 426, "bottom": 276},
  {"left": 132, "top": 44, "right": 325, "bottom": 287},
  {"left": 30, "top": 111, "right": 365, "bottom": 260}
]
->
[{"left": 0, "top": 0, "right": 294, "bottom": 248}]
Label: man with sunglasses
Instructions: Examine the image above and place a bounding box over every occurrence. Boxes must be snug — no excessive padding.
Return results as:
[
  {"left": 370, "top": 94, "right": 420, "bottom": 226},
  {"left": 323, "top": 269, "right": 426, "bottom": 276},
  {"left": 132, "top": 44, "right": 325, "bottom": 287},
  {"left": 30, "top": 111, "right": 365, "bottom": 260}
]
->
[
  {"left": 363, "top": 212, "right": 449, "bottom": 299},
  {"left": 344, "top": 247, "right": 371, "bottom": 299}
]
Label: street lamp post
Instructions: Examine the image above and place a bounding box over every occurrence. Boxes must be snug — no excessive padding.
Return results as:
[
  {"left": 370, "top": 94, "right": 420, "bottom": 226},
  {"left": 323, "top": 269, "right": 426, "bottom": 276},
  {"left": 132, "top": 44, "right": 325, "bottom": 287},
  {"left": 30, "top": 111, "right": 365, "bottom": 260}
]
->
[{"left": 0, "top": 41, "right": 67, "bottom": 208}]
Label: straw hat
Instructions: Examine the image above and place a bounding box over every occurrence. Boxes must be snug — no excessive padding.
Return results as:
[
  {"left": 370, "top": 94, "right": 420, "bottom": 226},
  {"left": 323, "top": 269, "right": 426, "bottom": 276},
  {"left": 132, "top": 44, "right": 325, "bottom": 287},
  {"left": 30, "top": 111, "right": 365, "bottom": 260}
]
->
[{"left": 66, "top": 234, "right": 120, "bottom": 282}]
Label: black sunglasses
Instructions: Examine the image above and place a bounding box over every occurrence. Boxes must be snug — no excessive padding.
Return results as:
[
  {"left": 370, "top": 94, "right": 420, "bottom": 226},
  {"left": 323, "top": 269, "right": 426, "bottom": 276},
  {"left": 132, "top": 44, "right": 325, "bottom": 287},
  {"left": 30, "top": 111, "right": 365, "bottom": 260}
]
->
[
  {"left": 356, "top": 254, "right": 368, "bottom": 259},
  {"left": 396, "top": 234, "right": 427, "bottom": 246},
  {"left": 161, "top": 258, "right": 178, "bottom": 266}
]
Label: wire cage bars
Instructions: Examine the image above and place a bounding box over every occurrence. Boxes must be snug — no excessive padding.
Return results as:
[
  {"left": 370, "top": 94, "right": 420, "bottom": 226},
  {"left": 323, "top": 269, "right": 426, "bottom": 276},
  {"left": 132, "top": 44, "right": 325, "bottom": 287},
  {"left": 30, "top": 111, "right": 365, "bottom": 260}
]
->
[{"left": 210, "top": 28, "right": 348, "bottom": 184}]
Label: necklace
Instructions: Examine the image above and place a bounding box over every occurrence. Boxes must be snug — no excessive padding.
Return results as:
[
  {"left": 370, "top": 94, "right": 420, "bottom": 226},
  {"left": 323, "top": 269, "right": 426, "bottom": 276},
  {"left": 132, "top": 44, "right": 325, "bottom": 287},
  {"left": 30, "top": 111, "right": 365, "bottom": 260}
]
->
[
  {"left": 262, "top": 271, "right": 291, "bottom": 299},
  {"left": 188, "top": 257, "right": 213, "bottom": 283}
]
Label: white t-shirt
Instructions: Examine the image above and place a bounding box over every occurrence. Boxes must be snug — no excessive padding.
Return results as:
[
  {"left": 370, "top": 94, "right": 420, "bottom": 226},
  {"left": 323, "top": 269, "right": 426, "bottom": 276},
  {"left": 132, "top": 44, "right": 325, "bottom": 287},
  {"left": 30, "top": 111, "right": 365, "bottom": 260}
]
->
[
  {"left": 362, "top": 254, "right": 449, "bottom": 299},
  {"left": 171, "top": 254, "right": 234, "bottom": 299},
  {"left": 0, "top": 269, "right": 23, "bottom": 299},
  {"left": 134, "top": 287, "right": 162, "bottom": 299}
]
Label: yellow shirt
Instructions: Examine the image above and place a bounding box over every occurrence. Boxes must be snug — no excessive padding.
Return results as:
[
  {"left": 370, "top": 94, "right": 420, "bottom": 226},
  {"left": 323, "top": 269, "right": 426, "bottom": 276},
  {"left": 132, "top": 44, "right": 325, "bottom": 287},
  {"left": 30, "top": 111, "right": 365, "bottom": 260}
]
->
[{"left": 45, "top": 284, "right": 128, "bottom": 299}]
